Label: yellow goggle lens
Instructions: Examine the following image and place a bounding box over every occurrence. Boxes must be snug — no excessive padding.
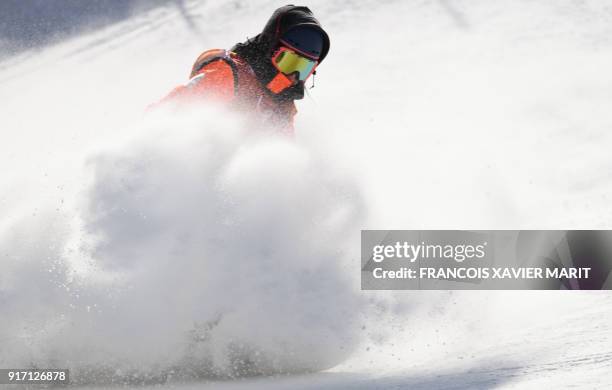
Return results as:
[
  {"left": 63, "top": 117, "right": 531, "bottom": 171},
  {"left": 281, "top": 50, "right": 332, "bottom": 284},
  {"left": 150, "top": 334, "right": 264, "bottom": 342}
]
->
[{"left": 273, "top": 49, "right": 317, "bottom": 81}]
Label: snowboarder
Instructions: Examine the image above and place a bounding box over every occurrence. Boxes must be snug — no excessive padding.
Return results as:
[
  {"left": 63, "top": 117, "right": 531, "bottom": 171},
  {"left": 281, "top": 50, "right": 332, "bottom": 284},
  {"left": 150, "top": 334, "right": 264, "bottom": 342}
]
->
[{"left": 156, "top": 5, "right": 330, "bottom": 135}]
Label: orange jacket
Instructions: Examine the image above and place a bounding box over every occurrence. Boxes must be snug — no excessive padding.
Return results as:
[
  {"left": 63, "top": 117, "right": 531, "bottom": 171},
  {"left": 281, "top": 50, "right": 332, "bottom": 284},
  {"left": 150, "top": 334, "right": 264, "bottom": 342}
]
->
[{"left": 159, "top": 49, "right": 297, "bottom": 134}]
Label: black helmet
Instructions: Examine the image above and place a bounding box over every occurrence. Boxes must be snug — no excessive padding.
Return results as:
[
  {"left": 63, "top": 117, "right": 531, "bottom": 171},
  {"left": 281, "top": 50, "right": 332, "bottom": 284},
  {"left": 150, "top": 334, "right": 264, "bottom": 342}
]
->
[{"left": 258, "top": 5, "right": 330, "bottom": 62}]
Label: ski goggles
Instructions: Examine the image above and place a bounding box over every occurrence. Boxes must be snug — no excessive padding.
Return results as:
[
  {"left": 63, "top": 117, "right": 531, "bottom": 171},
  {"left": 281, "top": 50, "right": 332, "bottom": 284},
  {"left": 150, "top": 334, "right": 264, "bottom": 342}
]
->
[{"left": 272, "top": 46, "right": 318, "bottom": 81}]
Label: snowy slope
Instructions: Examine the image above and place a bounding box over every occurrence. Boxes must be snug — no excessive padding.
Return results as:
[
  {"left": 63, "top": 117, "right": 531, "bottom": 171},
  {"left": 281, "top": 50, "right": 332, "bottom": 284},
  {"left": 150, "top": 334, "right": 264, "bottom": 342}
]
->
[{"left": 1, "top": 0, "right": 612, "bottom": 388}]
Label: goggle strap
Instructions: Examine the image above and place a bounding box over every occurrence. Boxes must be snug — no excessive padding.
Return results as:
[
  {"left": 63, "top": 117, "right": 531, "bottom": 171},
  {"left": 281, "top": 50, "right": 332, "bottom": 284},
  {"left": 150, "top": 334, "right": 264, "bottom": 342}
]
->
[{"left": 278, "top": 39, "right": 319, "bottom": 60}]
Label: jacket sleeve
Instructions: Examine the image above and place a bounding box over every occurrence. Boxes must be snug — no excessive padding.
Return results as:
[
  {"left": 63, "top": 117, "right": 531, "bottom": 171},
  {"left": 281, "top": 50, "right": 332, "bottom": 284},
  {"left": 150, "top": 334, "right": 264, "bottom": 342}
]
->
[{"left": 153, "top": 56, "right": 236, "bottom": 108}]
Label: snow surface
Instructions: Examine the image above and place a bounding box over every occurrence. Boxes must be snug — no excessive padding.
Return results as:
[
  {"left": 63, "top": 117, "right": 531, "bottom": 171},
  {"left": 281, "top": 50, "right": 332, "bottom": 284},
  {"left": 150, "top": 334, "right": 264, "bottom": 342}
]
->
[{"left": 1, "top": 0, "right": 612, "bottom": 388}]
